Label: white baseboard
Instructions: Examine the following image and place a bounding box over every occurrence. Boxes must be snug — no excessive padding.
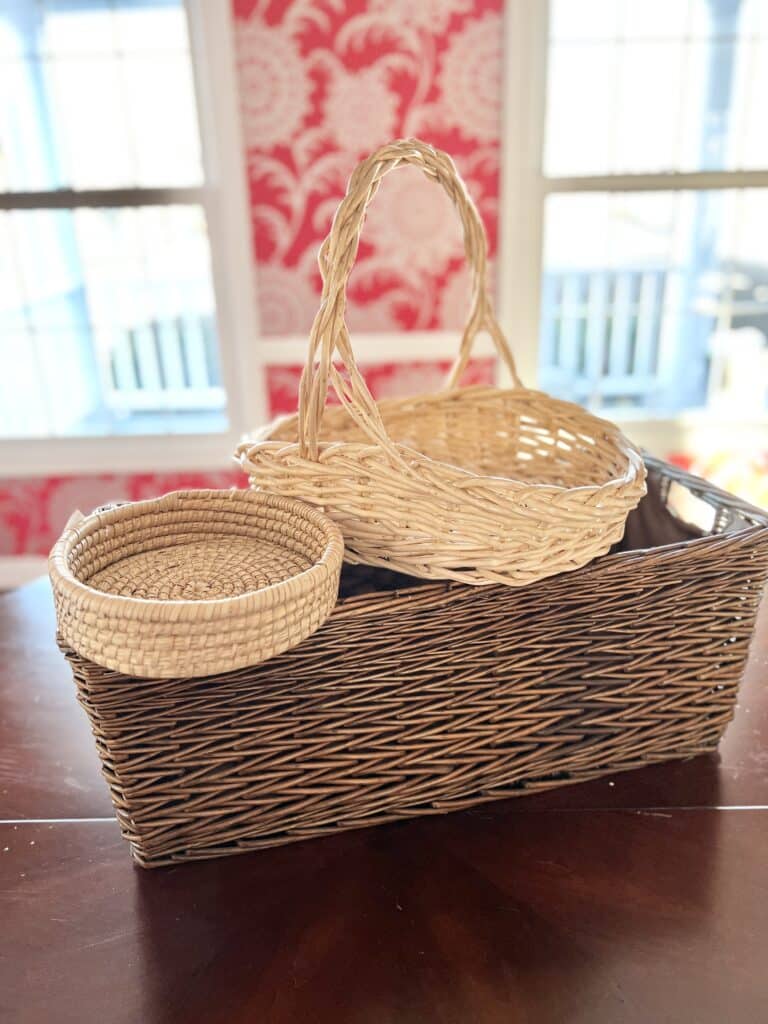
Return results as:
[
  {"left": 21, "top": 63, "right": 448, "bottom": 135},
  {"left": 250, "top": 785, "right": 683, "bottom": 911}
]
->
[{"left": 0, "top": 556, "right": 48, "bottom": 590}]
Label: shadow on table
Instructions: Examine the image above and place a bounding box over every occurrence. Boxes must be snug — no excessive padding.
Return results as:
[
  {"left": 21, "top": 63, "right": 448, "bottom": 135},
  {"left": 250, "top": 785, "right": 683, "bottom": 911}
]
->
[
  {"left": 132, "top": 770, "right": 724, "bottom": 1024},
  {"left": 521, "top": 748, "right": 726, "bottom": 810}
]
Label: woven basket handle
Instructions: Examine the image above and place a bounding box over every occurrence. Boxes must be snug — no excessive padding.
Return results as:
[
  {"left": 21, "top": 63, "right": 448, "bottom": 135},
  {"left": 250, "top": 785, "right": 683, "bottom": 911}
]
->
[{"left": 298, "top": 139, "right": 522, "bottom": 460}]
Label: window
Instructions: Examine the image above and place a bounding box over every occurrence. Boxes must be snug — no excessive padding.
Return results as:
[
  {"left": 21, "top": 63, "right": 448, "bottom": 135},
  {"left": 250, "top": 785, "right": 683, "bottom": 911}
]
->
[
  {"left": 0, "top": 0, "right": 257, "bottom": 459},
  {"left": 541, "top": 188, "right": 768, "bottom": 414},
  {"left": 501, "top": 0, "right": 768, "bottom": 452}
]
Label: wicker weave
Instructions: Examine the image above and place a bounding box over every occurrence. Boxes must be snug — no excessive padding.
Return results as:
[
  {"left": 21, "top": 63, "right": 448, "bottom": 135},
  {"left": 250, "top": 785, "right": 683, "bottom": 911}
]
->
[
  {"left": 59, "top": 458, "right": 768, "bottom": 867},
  {"left": 49, "top": 489, "right": 343, "bottom": 679},
  {"left": 237, "top": 139, "right": 647, "bottom": 586}
]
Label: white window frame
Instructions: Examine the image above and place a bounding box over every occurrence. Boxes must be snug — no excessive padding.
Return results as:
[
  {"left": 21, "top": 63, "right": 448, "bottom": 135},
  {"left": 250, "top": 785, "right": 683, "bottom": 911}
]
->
[
  {"left": 0, "top": 0, "right": 265, "bottom": 477},
  {"left": 498, "top": 0, "right": 768, "bottom": 456}
]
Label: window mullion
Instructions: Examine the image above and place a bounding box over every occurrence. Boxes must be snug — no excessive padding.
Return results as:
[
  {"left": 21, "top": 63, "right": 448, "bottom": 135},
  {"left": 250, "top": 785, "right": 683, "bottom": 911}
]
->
[
  {"left": 185, "top": 0, "right": 266, "bottom": 435},
  {"left": 544, "top": 169, "right": 768, "bottom": 195},
  {"left": 497, "top": 0, "right": 550, "bottom": 390},
  {"left": 0, "top": 187, "right": 207, "bottom": 211}
]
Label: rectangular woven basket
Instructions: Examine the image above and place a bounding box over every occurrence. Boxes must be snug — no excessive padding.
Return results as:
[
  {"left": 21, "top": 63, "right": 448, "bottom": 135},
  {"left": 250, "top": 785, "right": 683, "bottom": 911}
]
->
[{"left": 60, "top": 457, "right": 768, "bottom": 867}]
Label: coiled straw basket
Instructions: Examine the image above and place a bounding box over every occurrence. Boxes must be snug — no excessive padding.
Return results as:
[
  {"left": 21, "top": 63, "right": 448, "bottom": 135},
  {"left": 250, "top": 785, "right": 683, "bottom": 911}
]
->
[
  {"left": 238, "top": 139, "right": 647, "bottom": 586},
  {"left": 49, "top": 489, "right": 343, "bottom": 679}
]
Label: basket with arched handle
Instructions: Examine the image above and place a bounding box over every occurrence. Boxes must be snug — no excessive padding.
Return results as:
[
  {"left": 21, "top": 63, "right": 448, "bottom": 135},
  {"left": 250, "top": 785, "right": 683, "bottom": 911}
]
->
[{"left": 238, "top": 139, "right": 647, "bottom": 586}]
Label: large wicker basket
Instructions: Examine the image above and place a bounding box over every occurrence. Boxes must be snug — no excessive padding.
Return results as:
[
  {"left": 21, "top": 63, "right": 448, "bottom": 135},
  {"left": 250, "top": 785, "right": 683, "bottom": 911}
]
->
[
  {"left": 59, "top": 458, "right": 768, "bottom": 867},
  {"left": 238, "top": 139, "right": 646, "bottom": 587}
]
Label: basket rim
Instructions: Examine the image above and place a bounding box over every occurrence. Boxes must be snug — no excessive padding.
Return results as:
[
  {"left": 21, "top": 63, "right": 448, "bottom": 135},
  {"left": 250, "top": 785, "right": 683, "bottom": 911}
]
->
[
  {"left": 48, "top": 488, "right": 345, "bottom": 621},
  {"left": 329, "top": 455, "right": 768, "bottom": 613},
  {"left": 241, "top": 384, "right": 646, "bottom": 498}
]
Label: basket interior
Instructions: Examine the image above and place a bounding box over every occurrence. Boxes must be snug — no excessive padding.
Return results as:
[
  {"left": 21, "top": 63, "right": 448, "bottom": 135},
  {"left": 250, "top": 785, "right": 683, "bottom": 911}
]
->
[
  {"left": 88, "top": 537, "right": 312, "bottom": 601},
  {"left": 276, "top": 387, "right": 632, "bottom": 487},
  {"left": 67, "top": 494, "right": 331, "bottom": 602}
]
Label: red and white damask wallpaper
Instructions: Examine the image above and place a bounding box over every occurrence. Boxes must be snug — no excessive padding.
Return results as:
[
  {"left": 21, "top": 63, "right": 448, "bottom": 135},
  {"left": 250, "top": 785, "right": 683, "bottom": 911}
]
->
[
  {"left": 234, "top": 0, "right": 504, "bottom": 411},
  {"left": 1, "top": 0, "right": 504, "bottom": 557},
  {"left": 236, "top": 0, "right": 502, "bottom": 337},
  {"left": 0, "top": 471, "right": 244, "bottom": 559}
]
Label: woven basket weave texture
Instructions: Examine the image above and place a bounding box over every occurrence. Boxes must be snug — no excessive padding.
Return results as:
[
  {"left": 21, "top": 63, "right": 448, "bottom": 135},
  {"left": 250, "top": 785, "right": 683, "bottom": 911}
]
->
[
  {"left": 238, "top": 139, "right": 646, "bottom": 587},
  {"left": 59, "top": 459, "right": 768, "bottom": 866},
  {"left": 50, "top": 489, "right": 343, "bottom": 679}
]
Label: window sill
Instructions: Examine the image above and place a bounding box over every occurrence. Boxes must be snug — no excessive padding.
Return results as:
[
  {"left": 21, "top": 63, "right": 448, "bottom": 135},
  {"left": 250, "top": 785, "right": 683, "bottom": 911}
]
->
[
  {"left": 612, "top": 410, "right": 768, "bottom": 457},
  {"left": 0, "top": 429, "right": 242, "bottom": 478},
  {"left": 0, "top": 557, "right": 48, "bottom": 591}
]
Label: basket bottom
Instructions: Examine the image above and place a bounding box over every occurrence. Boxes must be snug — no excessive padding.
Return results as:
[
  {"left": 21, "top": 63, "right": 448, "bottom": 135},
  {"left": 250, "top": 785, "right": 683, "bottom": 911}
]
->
[
  {"left": 89, "top": 537, "right": 312, "bottom": 600},
  {"left": 128, "top": 736, "right": 722, "bottom": 868}
]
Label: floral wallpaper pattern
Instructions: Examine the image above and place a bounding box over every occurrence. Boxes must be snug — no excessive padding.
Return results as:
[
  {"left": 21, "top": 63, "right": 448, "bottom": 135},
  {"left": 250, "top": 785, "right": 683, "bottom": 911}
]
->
[
  {"left": 266, "top": 356, "right": 494, "bottom": 416},
  {"left": 0, "top": 472, "right": 244, "bottom": 558},
  {"left": 233, "top": 0, "right": 504, "bottom": 341}
]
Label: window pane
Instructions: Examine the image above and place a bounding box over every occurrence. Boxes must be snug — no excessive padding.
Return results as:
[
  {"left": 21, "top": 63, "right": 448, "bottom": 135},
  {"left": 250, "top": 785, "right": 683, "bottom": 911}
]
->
[
  {"left": 1, "top": 205, "right": 226, "bottom": 438},
  {"left": 546, "top": 0, "right": 768, "bottom": 175},
  {"left": 0, "top": 0, "right": 202, "bottom": 190},
  {"left": 539, "top": 189, "right": 768, "bottom": 416}
]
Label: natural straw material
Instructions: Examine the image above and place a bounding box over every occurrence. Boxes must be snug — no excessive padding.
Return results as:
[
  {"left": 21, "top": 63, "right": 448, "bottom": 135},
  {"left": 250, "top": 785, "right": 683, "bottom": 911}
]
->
[
  {"left": 49, "top": 489, "right": 343, "bottom": 678},
  {"left": 59, "top": 459, "right": 768, "bottom": 866},
  {"left": 238, "top": 139, "right": 647, "bottom": 586}
]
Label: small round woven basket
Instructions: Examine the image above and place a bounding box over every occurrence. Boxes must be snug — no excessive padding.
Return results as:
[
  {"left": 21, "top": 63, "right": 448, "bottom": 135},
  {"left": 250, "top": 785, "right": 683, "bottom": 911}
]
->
[{"left": 49, "top": 489, "right": 344, "bottom": 679}]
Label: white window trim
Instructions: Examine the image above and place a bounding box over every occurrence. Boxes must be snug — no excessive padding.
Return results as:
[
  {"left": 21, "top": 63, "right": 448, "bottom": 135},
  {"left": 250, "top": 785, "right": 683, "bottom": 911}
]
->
[
  {"left": 0, "top": 0, "right": 264, "bottom": 478},
  {"left": 497, "top": 0, "right": 549, "bottom": 390},
  {"left": 0, "top": 555, "right": 48, "bottom": 590},
  {"left": 187, "top": 0, "right": 265, "bottom": 446}
]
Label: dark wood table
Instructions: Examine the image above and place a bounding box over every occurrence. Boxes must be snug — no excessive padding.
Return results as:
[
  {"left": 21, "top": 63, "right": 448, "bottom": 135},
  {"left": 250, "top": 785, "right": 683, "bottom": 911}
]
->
[{"left": 1, "top": 579, "right": 767, "bottom": 1023}]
